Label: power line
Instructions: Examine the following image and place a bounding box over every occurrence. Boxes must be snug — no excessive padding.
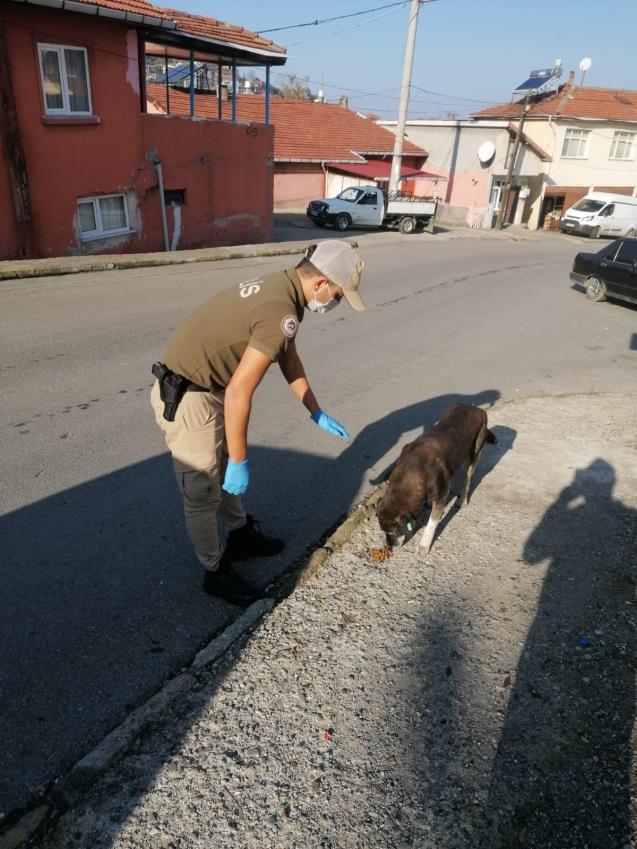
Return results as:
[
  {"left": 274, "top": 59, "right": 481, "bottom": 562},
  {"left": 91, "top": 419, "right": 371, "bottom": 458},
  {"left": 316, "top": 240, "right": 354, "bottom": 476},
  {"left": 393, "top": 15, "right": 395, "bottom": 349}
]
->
[
  {"left": 411, "top": 84, "right": 504, "bottom": 105},
  {"left": 256, "top": 1, "right": 410, "bottom": 35},
  {"left": 286, "top": 4, "right": 406, "bottom": 48}
]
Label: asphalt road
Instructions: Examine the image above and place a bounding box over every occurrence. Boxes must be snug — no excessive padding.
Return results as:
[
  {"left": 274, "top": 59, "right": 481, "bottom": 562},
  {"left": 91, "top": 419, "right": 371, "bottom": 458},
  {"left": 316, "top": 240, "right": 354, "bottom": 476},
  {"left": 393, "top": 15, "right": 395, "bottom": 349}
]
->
[{"left": 1, "top": 235, "right": 635, "bottom": 818}]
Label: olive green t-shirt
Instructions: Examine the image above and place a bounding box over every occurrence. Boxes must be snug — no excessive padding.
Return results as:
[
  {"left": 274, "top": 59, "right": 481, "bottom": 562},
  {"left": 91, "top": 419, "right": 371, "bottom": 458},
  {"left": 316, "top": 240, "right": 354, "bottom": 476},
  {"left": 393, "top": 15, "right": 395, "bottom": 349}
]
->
[{"left": 163, "top": 267, "right": 306, "bottom": 390}]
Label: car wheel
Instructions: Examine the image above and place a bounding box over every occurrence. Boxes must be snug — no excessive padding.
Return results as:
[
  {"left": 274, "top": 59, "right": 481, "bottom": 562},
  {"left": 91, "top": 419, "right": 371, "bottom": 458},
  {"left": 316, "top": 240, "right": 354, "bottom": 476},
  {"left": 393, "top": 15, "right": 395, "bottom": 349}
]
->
[
  {"left": 585, "top": 276, "right": 607, "bottom": 302},
  {"left": 399, "top": 216, "right": 417, "bottom": 235},
  {"left": 334, "top": 213, "right": 351, "bottom": 231},
  {"left": 589, "top": 226, "right": 601, "bottom": 239}
]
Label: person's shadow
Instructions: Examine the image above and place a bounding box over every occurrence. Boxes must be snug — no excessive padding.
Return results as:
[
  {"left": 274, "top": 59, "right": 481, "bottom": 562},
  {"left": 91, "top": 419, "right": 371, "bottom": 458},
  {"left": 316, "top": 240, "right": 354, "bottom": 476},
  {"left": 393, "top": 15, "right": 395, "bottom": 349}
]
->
[
  {"left": 484, "top": 458, "right": 637, "bottom": 848},
  {"left": 0, "top": 388, "right": 501, "bottom": 826}
]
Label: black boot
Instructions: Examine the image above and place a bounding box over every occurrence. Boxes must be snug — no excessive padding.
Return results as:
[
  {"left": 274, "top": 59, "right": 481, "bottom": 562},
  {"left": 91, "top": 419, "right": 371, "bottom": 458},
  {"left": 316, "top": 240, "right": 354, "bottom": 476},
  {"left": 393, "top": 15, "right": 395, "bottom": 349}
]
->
[
  {"left": 226, "top": 515, "right": 285, "bottom": 560},
  {"left": 203, "top": 551, "right": 263, "bottom": 606}
]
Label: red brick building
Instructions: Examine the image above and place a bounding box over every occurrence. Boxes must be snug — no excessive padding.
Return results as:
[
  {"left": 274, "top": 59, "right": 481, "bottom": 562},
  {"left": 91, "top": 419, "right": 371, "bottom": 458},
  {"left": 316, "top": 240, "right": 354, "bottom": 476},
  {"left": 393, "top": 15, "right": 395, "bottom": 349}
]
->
[{"left": 0, "top": 0, "right": 286, "bottom": 260}]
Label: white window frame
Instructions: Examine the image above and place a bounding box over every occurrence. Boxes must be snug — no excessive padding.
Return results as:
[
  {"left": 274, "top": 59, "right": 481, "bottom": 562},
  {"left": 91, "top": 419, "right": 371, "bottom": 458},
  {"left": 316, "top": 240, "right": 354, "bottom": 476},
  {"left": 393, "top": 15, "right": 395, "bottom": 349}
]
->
[
  {"left": 77, "top": 194, "right": 130, "bottom": 240},
  {"left": 609, "top": 131, "right": 635, "bottom": 161},
  {"left": 37, "top": 43, "right": 93, "bottom": 116},
  {"left": 561, "top": 128, "right": 590, "bottom": 159}
]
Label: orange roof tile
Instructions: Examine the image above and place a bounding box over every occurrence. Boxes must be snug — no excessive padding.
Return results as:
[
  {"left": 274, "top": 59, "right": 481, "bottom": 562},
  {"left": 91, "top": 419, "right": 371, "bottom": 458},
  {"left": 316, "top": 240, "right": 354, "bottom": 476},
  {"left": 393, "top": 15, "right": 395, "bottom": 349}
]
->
[
  {"left": 68, "top": 0, "right": 284, "bottom": 54},
  {"left": 146, "top": 84, "right": 427, "bottom": 162},
  {"left": 157, "top": 6, "right": 285, "bottom": 54},
  {"left": 473, "top": 85, "right": 637, "bottom": 124}
]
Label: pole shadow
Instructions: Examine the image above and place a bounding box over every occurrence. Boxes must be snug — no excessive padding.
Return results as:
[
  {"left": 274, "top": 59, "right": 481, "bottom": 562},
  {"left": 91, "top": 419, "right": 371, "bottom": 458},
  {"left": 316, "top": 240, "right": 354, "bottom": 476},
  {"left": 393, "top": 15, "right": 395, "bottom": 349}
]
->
[{"left": 484, "top": 458, "right": 637, "bottom": 848}]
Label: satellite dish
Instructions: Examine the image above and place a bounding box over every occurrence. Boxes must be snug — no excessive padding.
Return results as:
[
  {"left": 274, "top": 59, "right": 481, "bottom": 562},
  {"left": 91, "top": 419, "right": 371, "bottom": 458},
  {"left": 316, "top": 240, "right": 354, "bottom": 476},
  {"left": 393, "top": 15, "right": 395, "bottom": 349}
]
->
[
  {"left": 478, "top": 140, "right": 496, "bottom": 164},
  {"left": 579, "top": 57, "right": 592, "bottom": 72}
]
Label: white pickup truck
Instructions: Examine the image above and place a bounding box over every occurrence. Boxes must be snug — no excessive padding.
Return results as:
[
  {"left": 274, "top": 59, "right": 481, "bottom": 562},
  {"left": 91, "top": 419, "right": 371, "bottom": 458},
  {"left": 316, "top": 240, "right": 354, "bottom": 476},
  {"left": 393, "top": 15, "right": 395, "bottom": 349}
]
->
[{"left": 306, "top": 185, "right": 437, "bottom": 234}]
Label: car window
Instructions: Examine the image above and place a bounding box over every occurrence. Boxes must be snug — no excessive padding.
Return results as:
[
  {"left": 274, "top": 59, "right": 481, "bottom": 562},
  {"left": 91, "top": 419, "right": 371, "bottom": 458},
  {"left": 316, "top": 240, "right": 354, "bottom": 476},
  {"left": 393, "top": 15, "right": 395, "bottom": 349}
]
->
[
  {"left": 604, "top": 243, "right": 620, "bottom": 261},
  {"left": 359, "top": 192, "right": 378, "bottom": 205},
  {"left": 337, "top": 188, "right": 364, "bottom": 203},
  {"left": 573, "top": 199, "right": 605, "bottom": 212},
  {"left": 599, "top": 204, "right": 615, "bottom": 217},
  {"left": 614, "top": 240, "right": 637, "bottom": 264}
]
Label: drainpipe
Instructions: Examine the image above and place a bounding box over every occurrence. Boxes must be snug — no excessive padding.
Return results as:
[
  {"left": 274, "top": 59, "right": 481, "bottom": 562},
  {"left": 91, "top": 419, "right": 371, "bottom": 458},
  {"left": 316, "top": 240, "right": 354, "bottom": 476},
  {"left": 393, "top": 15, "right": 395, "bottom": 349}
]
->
[
  {"left": 147, "top": 149, "right": 170, "bottom": 251},
  {"left": 321, "top": 161, "right": 328, "bottom": 195}
]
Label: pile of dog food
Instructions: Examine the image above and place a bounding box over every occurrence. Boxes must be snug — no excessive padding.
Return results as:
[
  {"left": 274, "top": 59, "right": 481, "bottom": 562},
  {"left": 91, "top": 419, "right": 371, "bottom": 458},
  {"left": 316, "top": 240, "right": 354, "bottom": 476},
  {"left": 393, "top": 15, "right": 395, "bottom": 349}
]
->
[{"left": 369, "top": 546, "right": 392, "bottom": 563}]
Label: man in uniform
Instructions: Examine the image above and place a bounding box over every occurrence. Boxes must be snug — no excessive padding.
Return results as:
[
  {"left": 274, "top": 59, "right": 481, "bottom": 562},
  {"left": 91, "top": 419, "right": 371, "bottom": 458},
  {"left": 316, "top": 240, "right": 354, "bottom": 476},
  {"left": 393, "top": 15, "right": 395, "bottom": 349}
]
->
[{"left": 151, "top": 240, "right": 365, "bottom": 606}]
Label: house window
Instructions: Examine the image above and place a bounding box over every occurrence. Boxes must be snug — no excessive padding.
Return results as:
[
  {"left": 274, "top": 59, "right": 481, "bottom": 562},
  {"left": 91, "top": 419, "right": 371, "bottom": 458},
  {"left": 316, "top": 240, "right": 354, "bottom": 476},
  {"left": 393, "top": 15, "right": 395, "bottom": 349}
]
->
[
  {"left": 77, "top": 194, "right": 129, "bottom": 239},
  {"left": 610, "top": 131, "right": 635, "bottom": 160},
  {"left": 38, "top": 44, "right": 92, "bottom": 115},
  {"left": 561, "top": 128, "right": 590, "bottom": 159}
]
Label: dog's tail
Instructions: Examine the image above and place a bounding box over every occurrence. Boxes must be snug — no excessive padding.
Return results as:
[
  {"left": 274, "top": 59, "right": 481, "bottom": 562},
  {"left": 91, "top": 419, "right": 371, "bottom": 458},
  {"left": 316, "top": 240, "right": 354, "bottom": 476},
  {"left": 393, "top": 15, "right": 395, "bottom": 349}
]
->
[{"left": 486, "top": 428, "right": 498, "bottom": 444}]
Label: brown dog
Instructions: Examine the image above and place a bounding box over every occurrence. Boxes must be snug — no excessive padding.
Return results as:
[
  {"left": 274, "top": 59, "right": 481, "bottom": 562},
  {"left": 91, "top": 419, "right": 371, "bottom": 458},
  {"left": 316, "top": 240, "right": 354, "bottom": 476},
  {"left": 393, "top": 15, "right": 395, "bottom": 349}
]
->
[{"left": 377, "top": 403, "right": 498, "bottom": 555}]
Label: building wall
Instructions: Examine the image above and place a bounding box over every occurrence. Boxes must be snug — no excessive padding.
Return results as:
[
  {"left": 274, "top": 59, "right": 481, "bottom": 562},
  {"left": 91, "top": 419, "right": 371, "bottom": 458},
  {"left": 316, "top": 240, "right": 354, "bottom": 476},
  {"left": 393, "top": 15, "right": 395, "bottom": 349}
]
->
[
  {"left": 141, "top": 115, "right": 274, "bottom": 249},
  {"left": 524, "top": 118, "right": 637, "bottom": 189},
  {"left": 0, "top": 134, "right": 18, "bottom": 259},
  {"left": 521, "top": 118, "right": 637, "bottom": 228},
  {"left": 395, "top": 122, "right": 543, "bottom": 227},
  {"left": 0, "top": 4, "right": 274, "bottom": 259},
  {"left": 274, "top": 164, "right": 324, "bottom": 208}
]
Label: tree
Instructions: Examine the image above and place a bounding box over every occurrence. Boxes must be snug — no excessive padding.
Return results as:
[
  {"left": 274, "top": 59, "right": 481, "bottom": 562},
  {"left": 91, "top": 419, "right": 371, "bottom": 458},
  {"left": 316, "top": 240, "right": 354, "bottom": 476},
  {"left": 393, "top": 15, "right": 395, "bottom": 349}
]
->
[{"left": 278, "top": 74, "right": 314, "bottom": 101}]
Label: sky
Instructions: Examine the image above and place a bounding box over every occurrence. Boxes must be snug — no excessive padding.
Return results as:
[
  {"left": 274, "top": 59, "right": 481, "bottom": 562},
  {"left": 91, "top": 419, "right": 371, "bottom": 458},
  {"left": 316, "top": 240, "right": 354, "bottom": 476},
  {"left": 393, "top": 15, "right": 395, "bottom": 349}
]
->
[{"left": 165, "top": 0, "right": 637, "bottom": 118}]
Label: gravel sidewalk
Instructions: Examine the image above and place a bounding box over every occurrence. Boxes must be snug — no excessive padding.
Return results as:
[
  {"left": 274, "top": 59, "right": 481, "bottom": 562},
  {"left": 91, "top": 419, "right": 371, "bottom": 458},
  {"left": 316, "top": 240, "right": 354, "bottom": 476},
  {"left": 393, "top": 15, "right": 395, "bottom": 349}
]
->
[{"left": 39, "top": 394, "right": 637, "bottom": 849}]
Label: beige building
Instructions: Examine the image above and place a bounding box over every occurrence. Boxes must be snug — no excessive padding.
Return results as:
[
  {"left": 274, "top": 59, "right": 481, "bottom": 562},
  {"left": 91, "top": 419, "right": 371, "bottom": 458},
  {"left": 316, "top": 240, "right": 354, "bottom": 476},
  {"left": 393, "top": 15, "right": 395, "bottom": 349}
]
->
[
  {"left": 379, "top": 118, "right": 549, "bottom": 228},
  {"left": 473, "top": 78, "right": 637, "bottom": 229}
]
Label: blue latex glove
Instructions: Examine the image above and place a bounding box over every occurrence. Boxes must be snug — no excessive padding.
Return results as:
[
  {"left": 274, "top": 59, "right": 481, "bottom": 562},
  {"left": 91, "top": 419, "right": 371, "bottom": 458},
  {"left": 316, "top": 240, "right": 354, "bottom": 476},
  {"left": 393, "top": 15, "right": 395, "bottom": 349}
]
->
[
  {"left": 311, "top": 409, "right": 350, "bottom": 441},
  {"left": 223, "top": 459, "right": 249, "bottom": 495}
]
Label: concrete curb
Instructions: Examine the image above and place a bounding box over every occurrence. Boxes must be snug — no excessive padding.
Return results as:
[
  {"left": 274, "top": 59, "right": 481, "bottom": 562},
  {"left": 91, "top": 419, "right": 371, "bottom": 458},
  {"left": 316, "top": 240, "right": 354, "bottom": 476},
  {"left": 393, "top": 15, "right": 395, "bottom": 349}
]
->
[
  {"left": 0, "top": 227, "right": 576, "bottom": 282},
  {"left": 0, "top": 485, "right": 388, "bottom": 848},
  {"left": 0, "top": 241, "right": 312, "bottom": 282}
]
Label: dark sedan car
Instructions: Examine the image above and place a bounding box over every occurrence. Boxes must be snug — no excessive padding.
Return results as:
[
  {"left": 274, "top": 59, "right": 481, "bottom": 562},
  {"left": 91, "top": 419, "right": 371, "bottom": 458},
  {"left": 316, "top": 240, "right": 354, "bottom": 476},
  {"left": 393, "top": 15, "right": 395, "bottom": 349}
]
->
[{"left": 570, "top": 237, "right": 637, "bottom": 305}]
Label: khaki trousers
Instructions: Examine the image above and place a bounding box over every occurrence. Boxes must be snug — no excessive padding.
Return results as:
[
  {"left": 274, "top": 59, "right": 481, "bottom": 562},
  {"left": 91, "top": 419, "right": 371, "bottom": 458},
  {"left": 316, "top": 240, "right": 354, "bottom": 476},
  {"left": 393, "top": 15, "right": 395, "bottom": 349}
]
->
[{"left": 150, "top": 381, "right": 246, "bottom": 571}]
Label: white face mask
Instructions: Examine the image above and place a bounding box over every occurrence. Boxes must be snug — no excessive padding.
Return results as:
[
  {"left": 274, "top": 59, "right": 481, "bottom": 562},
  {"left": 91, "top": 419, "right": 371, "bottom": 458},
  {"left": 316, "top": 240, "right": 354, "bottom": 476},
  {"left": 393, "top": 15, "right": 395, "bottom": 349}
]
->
[{"left": 307, "top": 282, "right": 340, "bottom": 314}]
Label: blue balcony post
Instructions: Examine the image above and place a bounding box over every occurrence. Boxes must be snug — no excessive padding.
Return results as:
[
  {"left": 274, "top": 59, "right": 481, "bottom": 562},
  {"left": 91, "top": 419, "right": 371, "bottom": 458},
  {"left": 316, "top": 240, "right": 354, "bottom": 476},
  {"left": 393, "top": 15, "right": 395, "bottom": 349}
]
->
[
  {"left": 189, "top": 48, "right": 195, "bottom": 117},
  {"left": 265, "top": 65, "right": 270, "bottom": 125},
  {"left": 217, "top": 61, "right": 222, "bottom": 119},
  {"left": 165, "top": 53, "right": 170, "bottom": 114},
  {"left": 232, "top": 59, "right": 237, "bottom": 122}
]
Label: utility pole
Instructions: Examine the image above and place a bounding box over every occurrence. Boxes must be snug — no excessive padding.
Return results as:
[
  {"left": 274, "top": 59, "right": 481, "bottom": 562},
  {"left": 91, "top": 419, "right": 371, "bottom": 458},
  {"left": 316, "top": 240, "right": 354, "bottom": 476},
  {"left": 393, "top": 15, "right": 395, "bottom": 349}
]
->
[
  {"left": 388, "top": 0, "right": 421, "bottom": 194},
  {"left": 495, "top": 92, "right": 531, "bottom": 229}
]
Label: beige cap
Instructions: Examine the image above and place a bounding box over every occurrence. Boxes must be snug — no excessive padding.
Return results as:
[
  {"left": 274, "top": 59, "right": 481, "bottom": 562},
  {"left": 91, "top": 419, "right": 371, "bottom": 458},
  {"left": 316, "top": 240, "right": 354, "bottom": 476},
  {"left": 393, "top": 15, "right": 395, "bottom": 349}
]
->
[{"left": 309, "top": 240, "right": 366, "bottom": 311}]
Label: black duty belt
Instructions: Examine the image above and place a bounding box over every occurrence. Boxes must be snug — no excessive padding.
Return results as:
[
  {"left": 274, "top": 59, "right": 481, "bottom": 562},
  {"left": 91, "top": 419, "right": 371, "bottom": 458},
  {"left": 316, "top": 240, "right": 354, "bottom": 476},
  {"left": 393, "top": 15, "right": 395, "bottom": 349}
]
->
[{"left": 151, "top": 362, "right": 208, "bottom": 421}]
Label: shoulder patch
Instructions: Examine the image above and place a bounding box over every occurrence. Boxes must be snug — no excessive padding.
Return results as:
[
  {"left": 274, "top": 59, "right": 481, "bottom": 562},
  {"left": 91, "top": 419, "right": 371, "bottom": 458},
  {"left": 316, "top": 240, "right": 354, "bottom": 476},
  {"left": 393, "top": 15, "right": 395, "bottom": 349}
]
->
[{"left": 281, "top": 315, "right": 299, "bottom": 338}]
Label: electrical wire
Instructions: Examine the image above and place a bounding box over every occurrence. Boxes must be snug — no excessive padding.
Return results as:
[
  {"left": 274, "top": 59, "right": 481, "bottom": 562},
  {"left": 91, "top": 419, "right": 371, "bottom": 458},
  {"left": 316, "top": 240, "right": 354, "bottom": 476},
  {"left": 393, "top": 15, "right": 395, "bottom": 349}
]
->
[
  {"left": 256, "top": 1, "right": 410, "bottom": 35},
  {"left": 286, "top": 4, "right": 407, "bottom": 49}
]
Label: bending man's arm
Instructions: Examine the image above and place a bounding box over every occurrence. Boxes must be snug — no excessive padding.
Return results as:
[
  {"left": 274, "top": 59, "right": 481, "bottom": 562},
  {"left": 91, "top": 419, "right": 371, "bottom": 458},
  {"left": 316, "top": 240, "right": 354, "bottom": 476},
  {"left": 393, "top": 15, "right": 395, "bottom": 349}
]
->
[
  {"left": 277, "top": 340, "right": 320, "bottom": 415},
  {"left": 224, "top": 345, "right": 273, "bottom": 462}
]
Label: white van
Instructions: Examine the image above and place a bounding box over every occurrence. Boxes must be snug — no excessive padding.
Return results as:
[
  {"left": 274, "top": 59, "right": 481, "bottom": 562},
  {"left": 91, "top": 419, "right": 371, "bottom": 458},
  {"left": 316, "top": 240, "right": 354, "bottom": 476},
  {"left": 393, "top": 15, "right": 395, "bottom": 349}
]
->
[{"left": 560, "top": 192, "right": 637, "bottom": 238}]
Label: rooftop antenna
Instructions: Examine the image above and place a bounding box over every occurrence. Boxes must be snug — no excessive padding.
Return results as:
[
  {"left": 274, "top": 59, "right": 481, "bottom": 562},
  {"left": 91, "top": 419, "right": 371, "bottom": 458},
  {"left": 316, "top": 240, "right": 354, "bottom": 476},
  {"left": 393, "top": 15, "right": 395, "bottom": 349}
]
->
[{"left": 579, "top": 57, "right": 592, "bottom": 87}]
